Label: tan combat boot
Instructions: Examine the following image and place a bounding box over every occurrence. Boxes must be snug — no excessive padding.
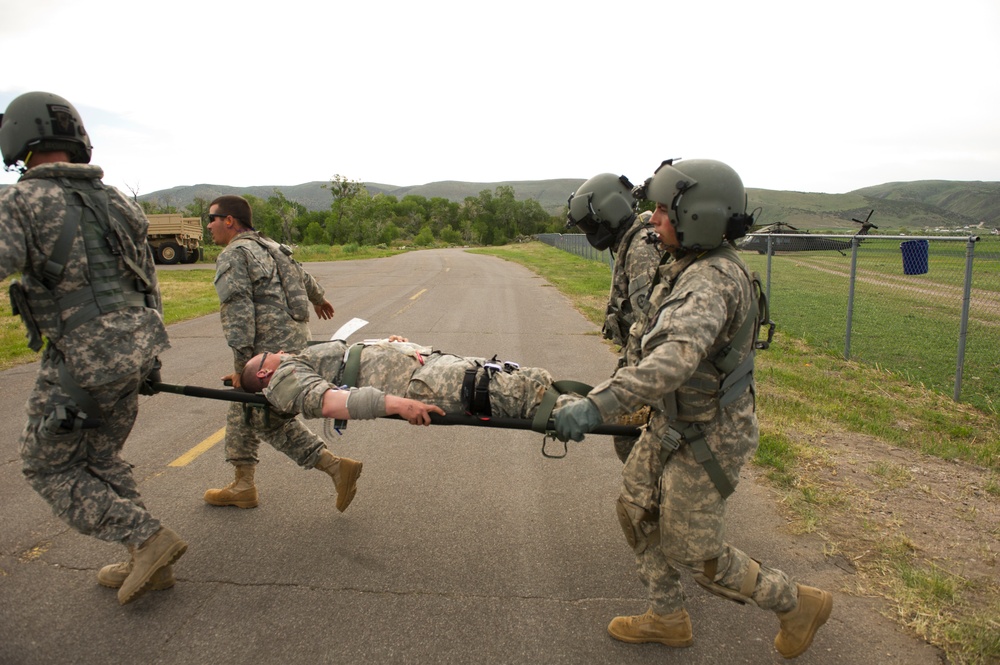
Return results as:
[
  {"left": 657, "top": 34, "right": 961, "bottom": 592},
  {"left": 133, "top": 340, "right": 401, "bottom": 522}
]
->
[
  {"left": 98, "top": 545, "right": 175, "bottom": 591},
  {"left": 118, "top": 526, "right": 188, "bottom": 605},
  {"left": 774, "top": 584, "right": 833, "bottom": 658},
  {"left": 314, "top": 449, "right": 363, "bottom": 512},
  {"left": 607, "top": 608, "right": 693, "bottom": 647},
  {"left": 203, "top": 464, "right": 259, "bottom": 508}
]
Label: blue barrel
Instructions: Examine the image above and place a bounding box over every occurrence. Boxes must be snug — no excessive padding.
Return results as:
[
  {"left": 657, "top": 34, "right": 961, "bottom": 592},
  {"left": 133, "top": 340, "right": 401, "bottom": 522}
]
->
[{"left": 900, "top": 239, "right": 929, "bottom": 275}]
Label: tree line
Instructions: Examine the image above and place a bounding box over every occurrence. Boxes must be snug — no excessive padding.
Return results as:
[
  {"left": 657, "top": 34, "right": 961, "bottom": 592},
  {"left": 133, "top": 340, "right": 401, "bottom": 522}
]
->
[{"left": 140, "top": 175, "right": 568, "bottom": 248}]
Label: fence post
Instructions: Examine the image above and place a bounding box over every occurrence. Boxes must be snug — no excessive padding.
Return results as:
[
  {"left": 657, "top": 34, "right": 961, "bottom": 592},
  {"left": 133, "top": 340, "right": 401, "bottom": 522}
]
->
[
  {"left": 844, "top": 236, "right": 861, "bottom": 359},
  {"left": 765, "top": 236, "right": 774, "bottom": 307},
  {"left": 953, "top": 236, "right": 979, "bottom": 401}
]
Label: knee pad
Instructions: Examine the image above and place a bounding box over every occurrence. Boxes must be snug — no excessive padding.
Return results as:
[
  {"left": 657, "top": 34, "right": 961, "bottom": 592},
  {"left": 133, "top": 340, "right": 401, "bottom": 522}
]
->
[
  {"left": 616, "top": 496, "right": 660, "bottom": 554},
  {"left": 693, "top": 557, "right": 761, "bottom": 606}
]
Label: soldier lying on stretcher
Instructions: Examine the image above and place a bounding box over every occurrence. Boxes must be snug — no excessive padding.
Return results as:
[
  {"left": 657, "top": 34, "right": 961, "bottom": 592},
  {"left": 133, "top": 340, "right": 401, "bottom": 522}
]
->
[{"left": 239, "top": 337, "right": 567, "bottom": 423}]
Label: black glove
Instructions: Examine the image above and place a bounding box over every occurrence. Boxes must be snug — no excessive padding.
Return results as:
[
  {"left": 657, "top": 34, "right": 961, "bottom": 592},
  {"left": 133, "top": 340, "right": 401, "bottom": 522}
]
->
[{"left": 139, "top": 357, "right": 162, "bottom": 396}]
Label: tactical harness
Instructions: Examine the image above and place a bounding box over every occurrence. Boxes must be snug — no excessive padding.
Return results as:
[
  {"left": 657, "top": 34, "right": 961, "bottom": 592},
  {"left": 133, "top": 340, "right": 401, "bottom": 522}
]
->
[
  {"left": 10, "top": 177, "right": 158, "bottom": 426},
  {"left": 634, "top": 244, "right": 771, "bottom": 499},
  {"left": 233, "top": 235, "right": 312, "bottom": 323},
  {"left": 652, "top": 244, "right": 770, "bottom": 498},
  {"left": 603, "top": 218, "right": 658, "bottom": 343}
]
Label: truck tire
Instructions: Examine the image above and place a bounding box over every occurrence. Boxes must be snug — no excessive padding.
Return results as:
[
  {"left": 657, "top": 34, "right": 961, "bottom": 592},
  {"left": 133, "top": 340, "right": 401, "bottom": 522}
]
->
[
  {"left": 158, "top": 241, "right": 182, "bottom": 265},
  {"left": 182, "top": 247, "right": 202, "bottom": 264}
]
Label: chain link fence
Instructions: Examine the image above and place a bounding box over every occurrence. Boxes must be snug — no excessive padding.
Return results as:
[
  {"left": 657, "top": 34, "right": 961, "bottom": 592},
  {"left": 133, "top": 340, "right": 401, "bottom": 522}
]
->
[
  {"left": 537, "top": 232, "right": 1000, "bottom": 413},
  {"left": 536, "top": 233, "right": 614, "bottom": 267}
]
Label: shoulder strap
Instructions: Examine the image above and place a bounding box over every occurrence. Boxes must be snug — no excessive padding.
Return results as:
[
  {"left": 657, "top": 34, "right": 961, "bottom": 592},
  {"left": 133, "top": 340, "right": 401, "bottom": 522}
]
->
[
  {"left": 41, "top": 201, "right": 82, "bottom": 288},
  {"left": 333, "top": 343, "right": 365, "bottom": 430},
  {"left": 682, "top": 423, "right": 736, "bottom": 499},
  {"left": 702, "top": 244, "right": 770, "bottom": 376}
]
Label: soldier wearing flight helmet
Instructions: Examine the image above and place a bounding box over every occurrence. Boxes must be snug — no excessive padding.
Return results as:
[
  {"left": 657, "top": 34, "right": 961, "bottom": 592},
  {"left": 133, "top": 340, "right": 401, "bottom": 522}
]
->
[
  {"left": 554, "top": 158, "right": 831, "bottom": 658},
  {"left": 0, "top": 91, "right": 186, "bottom": 605},
  {"left": 567, "top": 173, "right": 664, "bottom": 462}
]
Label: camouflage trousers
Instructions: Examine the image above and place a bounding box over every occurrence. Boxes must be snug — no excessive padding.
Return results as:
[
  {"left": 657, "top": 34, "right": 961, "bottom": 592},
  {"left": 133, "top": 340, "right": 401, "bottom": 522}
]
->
[
  {"left": 623, "top": 400, "right": 797, "bottom": 614},
  {"left": 638, "top": 537, "right": 798, "bottom": 615},
  {"left": 223, "top": 401, "right": 326, "bottom": 468},
  {"left": 19, "top": 355, "right": 161, "bottom": 548}
]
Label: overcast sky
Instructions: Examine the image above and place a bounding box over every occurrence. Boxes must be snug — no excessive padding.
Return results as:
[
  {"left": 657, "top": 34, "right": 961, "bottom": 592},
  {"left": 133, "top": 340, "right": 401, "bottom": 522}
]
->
[{"left": 2, "top": 0, "right": 998, "bottom": 198}]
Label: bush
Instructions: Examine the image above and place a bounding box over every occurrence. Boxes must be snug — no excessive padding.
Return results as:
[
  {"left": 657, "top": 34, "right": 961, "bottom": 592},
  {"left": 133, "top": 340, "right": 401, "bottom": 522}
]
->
[
  {"left": 303, "top": 221, "right": 330, "bottom": 245},
  {"left": 343, "top": 242, "right": 360, "bottom": 254},
  {"left": 414, "top": 226, "right": 435, "bottom": 247},
  {"left": 440, "top": 228, "right": 462, "bottom": 245}
]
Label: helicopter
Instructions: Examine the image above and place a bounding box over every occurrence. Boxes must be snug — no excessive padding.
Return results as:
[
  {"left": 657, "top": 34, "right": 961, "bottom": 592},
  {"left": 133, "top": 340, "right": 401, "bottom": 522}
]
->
[{"left": 738, "top": 210, "right": 877, "bottom": 255}]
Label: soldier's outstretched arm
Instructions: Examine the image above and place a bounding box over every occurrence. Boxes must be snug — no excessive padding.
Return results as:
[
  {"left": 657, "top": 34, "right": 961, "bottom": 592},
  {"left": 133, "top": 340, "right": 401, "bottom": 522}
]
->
[{"left": 321, "top": 387, "right": 444, "bottom": 425}]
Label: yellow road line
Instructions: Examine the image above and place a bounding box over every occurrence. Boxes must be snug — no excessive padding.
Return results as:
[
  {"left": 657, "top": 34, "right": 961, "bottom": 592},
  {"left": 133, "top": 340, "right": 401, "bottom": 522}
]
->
[
  {"left": 395, "top": 288, "right": 428, "bottom": 316},
  {"left": 169, "top": 427, "right": 225, "bottom": 467}
]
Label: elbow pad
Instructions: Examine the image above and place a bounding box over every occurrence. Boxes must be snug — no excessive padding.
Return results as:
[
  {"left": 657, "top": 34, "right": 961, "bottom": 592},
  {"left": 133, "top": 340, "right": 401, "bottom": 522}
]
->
[{"left": 346, "top": 386, "right": 387, "bottom": 420}]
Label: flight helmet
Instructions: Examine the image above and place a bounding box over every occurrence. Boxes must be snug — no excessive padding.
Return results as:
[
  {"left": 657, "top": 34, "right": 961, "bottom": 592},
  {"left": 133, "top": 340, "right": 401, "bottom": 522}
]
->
[
  {"left": 638, "top": 159, "right": 753, "bottom": 251},
  {"left": 566, "top": 173, "right": 637, "bottom": 251},
  {"left": 1, "top": 91, "right": 92, "bottom": 171}
]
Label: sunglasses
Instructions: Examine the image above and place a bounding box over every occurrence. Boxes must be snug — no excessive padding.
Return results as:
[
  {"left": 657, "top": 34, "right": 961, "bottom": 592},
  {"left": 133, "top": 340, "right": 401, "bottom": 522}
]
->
[
  {"left": 257, "top": 352, "right": 269, "bottom": 375},
  {"left": 207, "top": 213, "right": 228, "bottom": 222}
]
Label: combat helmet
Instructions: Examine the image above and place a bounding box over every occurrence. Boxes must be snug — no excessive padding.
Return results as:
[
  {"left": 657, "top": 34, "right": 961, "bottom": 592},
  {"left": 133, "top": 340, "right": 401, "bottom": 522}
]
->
[
  {"left": 566, "top": 173, "right": 637, "bottom": 251},
  {"left": 0, "top": 91, "right": 92, "bottom": 171},
  {"left": 637, "top": 159, "right": 754, "bottom": 251}
]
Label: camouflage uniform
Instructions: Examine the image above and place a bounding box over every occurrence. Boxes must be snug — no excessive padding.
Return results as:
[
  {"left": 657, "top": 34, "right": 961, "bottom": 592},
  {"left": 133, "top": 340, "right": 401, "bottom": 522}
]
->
[
  {"left": 263, "top": 340, "right": 554, "bottom": 420},
  {"left": 602, "top": 211, "right": 662, "bottom": 349},
  {"left": 586, "top": 247, "right": 798, "bottom": 615},
  {"left": 215, "top": 231, "right": 332, "bottom": 467},
  {"left": 0, "top": 162, "right": 170, "bottom": 547},
  {"left": 602, "top": 211, "right": 664, "bottom": 463}
]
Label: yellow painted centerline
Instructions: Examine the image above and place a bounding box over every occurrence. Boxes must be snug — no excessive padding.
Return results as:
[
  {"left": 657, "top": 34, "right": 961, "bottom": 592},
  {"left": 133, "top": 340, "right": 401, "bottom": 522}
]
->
[
  {"left": 169, "top": 427, "right": 225, "bottom": 467},
  {"left": 395, "top": 288, "right": 428, "bottom": 316}
]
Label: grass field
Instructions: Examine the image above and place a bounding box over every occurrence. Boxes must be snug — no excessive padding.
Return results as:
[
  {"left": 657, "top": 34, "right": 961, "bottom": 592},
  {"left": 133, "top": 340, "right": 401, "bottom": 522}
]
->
[{"left": 741, "top": 235, "right": 1000, "bottom": 414}]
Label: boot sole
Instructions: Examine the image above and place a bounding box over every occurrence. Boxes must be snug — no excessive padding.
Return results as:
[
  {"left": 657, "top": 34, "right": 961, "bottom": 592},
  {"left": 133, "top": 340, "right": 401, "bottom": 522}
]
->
[
  {"left": 118, "top": 542, "right": 188, "bottom": 605},
  {"left": 204, "top": 497, "right": 259, "bottom": 508},
  {"left": 777, "top": 592, "right": 833, "bottom": 658},
  {"left": 336, "top": 462, "right": 363, "bottom": 512},
  {"left": 98, "top": 575, "right": 175, "bottom": 591},
  {"left": 97, "top": 568, "right": 177, "bottom": 591},
  {"left": 607, "top": 627, "right": 693, "bottom": 648}
]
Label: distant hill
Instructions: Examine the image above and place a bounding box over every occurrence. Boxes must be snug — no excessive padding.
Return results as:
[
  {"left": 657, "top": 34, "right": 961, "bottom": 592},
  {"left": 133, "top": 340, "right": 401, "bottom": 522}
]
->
[
  {"left": 135, "top": 178, "right": 1000, "bottom": 233},
  {"left": 747, "top": 180, "right": 1000, "bottom": 232},
  {"left": 138, "top": 179, "right": 586, "bottom": 216}
]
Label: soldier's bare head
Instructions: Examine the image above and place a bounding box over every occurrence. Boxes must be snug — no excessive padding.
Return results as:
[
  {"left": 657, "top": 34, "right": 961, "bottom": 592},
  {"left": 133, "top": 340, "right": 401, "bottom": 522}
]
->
[
  {"left": 209, "top": 195, "right": 254, "bottom": 231},
  {"left": 240, "top": 351, "right": 286, "bottom": 393}
]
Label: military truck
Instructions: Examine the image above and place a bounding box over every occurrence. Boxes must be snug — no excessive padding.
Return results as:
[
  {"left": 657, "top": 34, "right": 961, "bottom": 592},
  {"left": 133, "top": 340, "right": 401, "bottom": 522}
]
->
[{"left": 146, "top": 214, "right": 203, "bottom": 264}]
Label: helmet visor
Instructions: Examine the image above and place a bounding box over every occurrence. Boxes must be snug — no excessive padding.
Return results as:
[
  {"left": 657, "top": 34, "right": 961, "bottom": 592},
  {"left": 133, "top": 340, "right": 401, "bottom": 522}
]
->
[{"left": 566, "top": 192, "right": 601, "bottom": 233}]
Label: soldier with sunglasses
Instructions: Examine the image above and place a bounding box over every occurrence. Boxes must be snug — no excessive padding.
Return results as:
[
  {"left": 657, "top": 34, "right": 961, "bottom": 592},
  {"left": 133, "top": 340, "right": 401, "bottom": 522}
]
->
[{"left": 205, "top": 195, "right": 362, "bottom": 513}]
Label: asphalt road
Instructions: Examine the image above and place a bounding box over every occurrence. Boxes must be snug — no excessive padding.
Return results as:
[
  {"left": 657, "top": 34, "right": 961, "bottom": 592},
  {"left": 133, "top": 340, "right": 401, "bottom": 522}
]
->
[{"left": 0, "top": 249, "right": 942, "bottom": 664}]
